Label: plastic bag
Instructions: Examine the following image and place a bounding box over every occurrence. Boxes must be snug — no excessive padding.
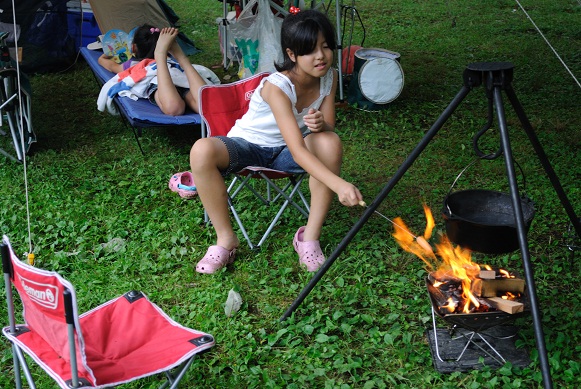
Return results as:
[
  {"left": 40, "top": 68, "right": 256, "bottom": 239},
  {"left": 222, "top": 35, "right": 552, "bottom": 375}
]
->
[{"left": 230, "top": 0, "right": 283, "bottom": 78}]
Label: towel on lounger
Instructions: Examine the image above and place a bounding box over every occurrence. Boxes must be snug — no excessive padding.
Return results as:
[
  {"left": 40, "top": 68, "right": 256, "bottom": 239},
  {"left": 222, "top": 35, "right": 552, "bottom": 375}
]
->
[{"left": 97, "top": 58, "right": 220, "bottom": 115}]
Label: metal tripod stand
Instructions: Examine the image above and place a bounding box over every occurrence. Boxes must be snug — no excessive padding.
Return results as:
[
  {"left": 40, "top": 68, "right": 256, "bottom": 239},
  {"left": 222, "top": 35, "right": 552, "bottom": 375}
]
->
[{"left": 281, "top": 62, "right": 581, "bottom": 389}]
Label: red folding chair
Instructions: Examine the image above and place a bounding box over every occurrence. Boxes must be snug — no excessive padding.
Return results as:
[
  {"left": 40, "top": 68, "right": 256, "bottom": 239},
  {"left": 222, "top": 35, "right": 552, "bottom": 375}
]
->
[
  {"left": 198, "top": 72, "right": 310, "bottom": 249},
  {"left": 1, "top": 236, "right": 215, "bottom": 389}
]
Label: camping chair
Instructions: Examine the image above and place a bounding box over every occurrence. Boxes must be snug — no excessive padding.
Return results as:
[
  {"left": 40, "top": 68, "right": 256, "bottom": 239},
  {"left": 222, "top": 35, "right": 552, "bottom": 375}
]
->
[
  {"left": 1, "top": 235, "right": 215, "bottom": 389},
  {"left": 80, "top": 47, "right": 204, "bottom": 155},
  {"left": 198, "top": 72, "right": 310, "bottom": 249},
  {"left": 0, "top": 31, "right": 36, "bottom": 162}
]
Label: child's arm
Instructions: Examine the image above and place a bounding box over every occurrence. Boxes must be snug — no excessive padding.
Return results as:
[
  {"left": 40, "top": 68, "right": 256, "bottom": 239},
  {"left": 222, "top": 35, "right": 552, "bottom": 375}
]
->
[
  {"left": 263, "top": 71, "right": 362, "bottom": 206},
  {"left": 98, "top": 54, "right": 124, "bottom": 74},
  {"left": 303, "top": 71, "right": 337, "bottom": 133}
]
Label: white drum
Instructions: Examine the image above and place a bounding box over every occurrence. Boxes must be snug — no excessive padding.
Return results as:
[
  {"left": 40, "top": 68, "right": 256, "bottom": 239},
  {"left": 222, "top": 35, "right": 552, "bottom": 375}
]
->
[{"left": 347, "top": 48, "right": 404, "bottom": 110}]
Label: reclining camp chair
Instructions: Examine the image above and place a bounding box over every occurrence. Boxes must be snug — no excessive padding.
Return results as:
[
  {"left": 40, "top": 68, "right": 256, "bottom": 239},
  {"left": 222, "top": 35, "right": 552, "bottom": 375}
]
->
[
  {"left": 198, "top": 72, "right": 310, "bottom": 249},
  {"left": 80, "top": 47, "right": 206, "bottom": 154},
  {"left": 1, "top": 236, "right": 215, "bottom": 389}
]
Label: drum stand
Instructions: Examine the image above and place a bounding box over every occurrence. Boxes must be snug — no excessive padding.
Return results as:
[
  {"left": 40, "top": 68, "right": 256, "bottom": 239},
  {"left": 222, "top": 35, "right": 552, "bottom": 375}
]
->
[{"left": 282, "top": 62, "right": 581, "bottom": 389}]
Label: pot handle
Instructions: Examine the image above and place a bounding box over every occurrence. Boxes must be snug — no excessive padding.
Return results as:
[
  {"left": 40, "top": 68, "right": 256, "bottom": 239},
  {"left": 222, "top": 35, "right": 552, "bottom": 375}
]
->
[{"left": 447, "top": 155, "right": 527, "bottom": 197}]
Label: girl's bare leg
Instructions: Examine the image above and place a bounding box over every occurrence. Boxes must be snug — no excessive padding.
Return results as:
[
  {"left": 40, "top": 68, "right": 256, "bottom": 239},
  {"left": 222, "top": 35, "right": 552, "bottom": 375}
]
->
[
  {"left": 190, "top": 138, "right": 239, "bottom": 251},
  {"left": 154, "top": 28, "right": 186, "bottom": 116},
  {"left": 303, "top": 131, "right": 343, "bottom": 241}
]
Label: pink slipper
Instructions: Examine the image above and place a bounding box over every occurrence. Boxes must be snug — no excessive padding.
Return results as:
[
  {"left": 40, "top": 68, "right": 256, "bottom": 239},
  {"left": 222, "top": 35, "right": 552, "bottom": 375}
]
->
[
  {"left": 195, "top": 245, "right": 236, "bottom": 274},
  {"left": 293, "top": 226, "right": 325, "bottom": 272},
  {"left": 168, "top": 172, "right": 197, "bottom": 199}
]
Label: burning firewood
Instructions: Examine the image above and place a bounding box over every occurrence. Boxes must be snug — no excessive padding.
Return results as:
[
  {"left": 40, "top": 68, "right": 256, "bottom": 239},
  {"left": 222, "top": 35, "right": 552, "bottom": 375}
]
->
[
  {"left": 485, "top": 297, "right": 524, "bottom": 314},
  {"left": 472, "top": 278, "right": 525, "bottom": 298},
  {"left": 479, "top": 270, "right": 497, "bottom": 279}
]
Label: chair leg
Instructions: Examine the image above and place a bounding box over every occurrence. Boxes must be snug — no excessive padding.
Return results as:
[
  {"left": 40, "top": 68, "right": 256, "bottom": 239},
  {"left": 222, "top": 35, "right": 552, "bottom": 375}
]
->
[
  {"left": 159, "top": 355, "right": 196, "bottom": 389},
  {"left": 13, "top": 344, "right": 36, "bottom": 389},
  {"left": 256, "top": 176, "right": 309, "bottom": 248},
  {"left": 210, "top": 173, "right": 310, "bottom": 249},
  {"left": 259, "top": 174, "right": 310, "bottom": 218},
  {"left": 228, "top": 196, "right": 256, "bottom": 250},
  {"left": 115, "top": 101, "right": 145, "bottom": 155}
]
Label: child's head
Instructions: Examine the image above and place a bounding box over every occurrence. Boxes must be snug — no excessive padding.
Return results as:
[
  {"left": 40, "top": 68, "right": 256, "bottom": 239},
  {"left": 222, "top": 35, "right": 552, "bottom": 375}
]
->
[
  {"left": 276, "top": 9, "right": 336, "bottom": 72},
  {"left": 131, "top": 24, "right": 160, "bottom": 59}
]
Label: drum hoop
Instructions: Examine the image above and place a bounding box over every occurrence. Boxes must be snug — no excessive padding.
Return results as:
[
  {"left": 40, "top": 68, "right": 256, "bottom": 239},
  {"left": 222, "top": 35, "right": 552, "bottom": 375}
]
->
[
  {"left": 357, "top": 58, "right": 404, "bottom": 104},
  {"left": 354, "top": 48, "right": 401, "bottom": 62}
]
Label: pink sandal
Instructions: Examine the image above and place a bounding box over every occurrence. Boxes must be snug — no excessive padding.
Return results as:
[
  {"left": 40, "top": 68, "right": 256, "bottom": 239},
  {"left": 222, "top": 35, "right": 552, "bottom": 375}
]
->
[
  {"left": 168, "top": 172, "right": 198, "bottom": 199},
  {"left": 195, "top": 245, "right": 236, "bottom": 274},
  {"left": 293, "top": 226, "right": 325, "bottom": 272}
]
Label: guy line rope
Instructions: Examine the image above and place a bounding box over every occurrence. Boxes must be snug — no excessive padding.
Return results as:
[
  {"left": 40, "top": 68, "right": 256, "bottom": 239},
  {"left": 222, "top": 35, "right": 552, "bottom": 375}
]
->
[
  {"left": 5, "top": 0, "right": 35, "bottom": 263},
  {"left": 514, "top": 0, "right": 580, "bottom": 90}
]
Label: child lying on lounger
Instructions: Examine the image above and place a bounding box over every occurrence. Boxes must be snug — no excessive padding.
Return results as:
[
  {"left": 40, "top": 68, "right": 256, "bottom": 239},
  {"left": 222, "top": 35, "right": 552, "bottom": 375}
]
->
[{"left": 98, "top": 25, "right": 209, "bottom": 115}]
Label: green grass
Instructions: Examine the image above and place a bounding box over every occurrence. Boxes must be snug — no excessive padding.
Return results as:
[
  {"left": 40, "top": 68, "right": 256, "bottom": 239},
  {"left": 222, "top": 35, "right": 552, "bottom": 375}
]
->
[{"left": 1, "top": 0, "right": 580, "bottom": 388}]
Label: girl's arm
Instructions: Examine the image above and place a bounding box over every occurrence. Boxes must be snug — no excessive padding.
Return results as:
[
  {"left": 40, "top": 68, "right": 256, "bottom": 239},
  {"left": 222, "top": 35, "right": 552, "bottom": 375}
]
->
[
  {"left": 303, "top": 70, "right": 336, "bottom": 133},
  {"left": 98, "top": 54, "right": 124, "bottom": 74},
  {"left": 262, "top": 71, "right": 361, "bottom": 206}
]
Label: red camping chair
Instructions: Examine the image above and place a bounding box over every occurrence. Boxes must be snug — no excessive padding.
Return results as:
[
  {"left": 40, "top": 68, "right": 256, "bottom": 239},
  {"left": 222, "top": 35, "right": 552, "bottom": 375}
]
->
[
  {"left": 198, "top": 72, "right": 310, "bottom": 249},
  {"left": 1, "top": 236, "right": 215, "bottom": 389}
]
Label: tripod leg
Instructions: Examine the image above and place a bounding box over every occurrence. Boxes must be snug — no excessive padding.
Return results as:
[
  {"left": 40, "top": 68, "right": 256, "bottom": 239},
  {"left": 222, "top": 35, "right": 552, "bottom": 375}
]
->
[
  {"left": 280, "top": 85, "right": 472, "bottom": 321},
  {"left": 494, "top": 87, "right": 553, "bottom": 389},
  {"left": 505, "top": 85, "right": 581, "bottom": 238}
]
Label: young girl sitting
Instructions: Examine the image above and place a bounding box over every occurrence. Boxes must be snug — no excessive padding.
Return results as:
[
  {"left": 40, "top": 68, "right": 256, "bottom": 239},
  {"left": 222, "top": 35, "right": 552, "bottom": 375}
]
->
[
  {"left": 190, "top": 9, "right": 363, "bottom": 274},
  {"left": 98, "top": 25, "right": 207, "bottom": 115}
]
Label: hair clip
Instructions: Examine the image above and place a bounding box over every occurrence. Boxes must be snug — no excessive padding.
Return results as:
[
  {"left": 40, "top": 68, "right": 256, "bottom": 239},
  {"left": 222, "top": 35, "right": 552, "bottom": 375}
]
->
[
  {"left": 150, "top": 27, "right": 160, "bottom": 34},
  {"left": 289, "top": 6, "right": 300, "bottom": 14}
]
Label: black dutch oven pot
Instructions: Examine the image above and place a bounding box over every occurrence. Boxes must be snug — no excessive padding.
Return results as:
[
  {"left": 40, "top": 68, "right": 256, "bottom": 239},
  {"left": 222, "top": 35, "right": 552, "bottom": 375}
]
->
[
  {"left": 441, "top": 159, "right": 535, "bottom": 254},
  {"left": 442, "top": 190, "right": 535, "bottom": 254}
]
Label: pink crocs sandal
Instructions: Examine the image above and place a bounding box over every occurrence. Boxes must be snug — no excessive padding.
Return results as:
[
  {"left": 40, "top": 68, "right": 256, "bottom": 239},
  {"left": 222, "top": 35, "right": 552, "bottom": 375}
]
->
[
  {"left": 195, "top": 245, "right": 236, "bottom": 274},
  {"left": 168, "top": 171, "right": 198, "bottom": 199},
  {"left": 293, "top": 226, "right": 325, "bottom": 272}
]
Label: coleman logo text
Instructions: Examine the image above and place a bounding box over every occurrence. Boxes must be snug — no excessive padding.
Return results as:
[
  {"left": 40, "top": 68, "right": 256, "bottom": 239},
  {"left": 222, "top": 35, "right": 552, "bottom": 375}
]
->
[{"left": 18, "top": 276, "right": 58, "bottom": 310}]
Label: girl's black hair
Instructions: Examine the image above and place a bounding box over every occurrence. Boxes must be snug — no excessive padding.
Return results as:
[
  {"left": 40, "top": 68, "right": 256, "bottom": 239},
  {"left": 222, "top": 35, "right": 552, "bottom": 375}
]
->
[
  {"left": 132, "top": 24, "right": 160, "bottom": 59},
  {"left": 275, "top": 9, "right": 336, "bottom": 72}
]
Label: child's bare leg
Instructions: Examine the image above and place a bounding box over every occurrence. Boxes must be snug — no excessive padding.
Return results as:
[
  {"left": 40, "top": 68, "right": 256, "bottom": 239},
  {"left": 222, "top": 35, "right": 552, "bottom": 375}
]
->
[
  {"left": 169, "top": 38, "right": 207, "bottom": 113},
  {"left": 303, "top": 132, "right": 343, "bottom": 241},
  {"left": 154, "top": 27, "right": 186, "bottom": 116},
  {"left": 190, "top": 138, "right": 239, "bottom": 251}
]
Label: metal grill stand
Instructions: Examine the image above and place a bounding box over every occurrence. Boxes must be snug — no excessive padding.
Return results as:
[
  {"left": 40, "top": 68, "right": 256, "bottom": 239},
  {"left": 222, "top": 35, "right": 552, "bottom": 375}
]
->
[
  {"left": 281, "top": 62, "right": 581, "bottom": 389},
  {"left": 427, "top": 317, "right": 530, "bottom": 373},
  {"left": 426, "top": 278, "right": 531, "bottom": 371}
]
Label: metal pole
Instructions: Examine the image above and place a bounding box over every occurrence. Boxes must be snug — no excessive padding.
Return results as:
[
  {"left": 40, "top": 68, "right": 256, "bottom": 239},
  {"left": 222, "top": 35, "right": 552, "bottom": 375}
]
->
[
  {"left": 494, "top": 87, "right": 553, "bottom": 389},
  {"left": 504, "top": 85, "right": 581, "bottom": 238},
  {"left": 335, "top": 0, "right": 344, "bottom": 100},
  {"left": 281, "top": 85, "right": 472, "bottom": 321},
  {"left": 222, "top": 0, "right": 229, "bottom": 69}
]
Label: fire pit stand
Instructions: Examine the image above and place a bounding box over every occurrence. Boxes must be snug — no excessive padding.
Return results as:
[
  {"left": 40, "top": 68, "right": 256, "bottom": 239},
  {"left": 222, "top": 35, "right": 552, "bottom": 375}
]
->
[
  {"left": 282, "top": 62, "right": 581, "bottom": 389},
  {"left": 426, "top": 278, "right": 531, "bottom": 371},
  {"left": 426, "top": 321, "right": 530, "bottom": 373}
]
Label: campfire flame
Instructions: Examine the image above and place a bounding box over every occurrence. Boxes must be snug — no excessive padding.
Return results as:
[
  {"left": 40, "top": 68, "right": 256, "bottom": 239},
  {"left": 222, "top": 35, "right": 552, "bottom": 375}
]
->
[{"left": 393, "top": 205, "right": 482, "bottom": 313}]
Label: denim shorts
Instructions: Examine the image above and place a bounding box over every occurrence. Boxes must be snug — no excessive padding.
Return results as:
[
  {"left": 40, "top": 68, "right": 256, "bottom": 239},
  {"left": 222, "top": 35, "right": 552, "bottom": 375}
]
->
[
  {"left": 217, "top": 135, "right": 309, "bottom": 176},
  {"left": 146, "top": 84, "right": 190, "bottom": 106}
]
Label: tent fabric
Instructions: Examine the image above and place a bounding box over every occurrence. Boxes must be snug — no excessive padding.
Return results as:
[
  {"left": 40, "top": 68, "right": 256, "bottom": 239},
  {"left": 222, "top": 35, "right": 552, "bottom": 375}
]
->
[
  {"left": 0, "top": 0, "right": 77, "bottom": 73},
  {"left": 0, "top": 0, "right": 199, "bottom": 73},
  {"left": 90, "top": 0, "right": 200, "bottom": 55}
]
